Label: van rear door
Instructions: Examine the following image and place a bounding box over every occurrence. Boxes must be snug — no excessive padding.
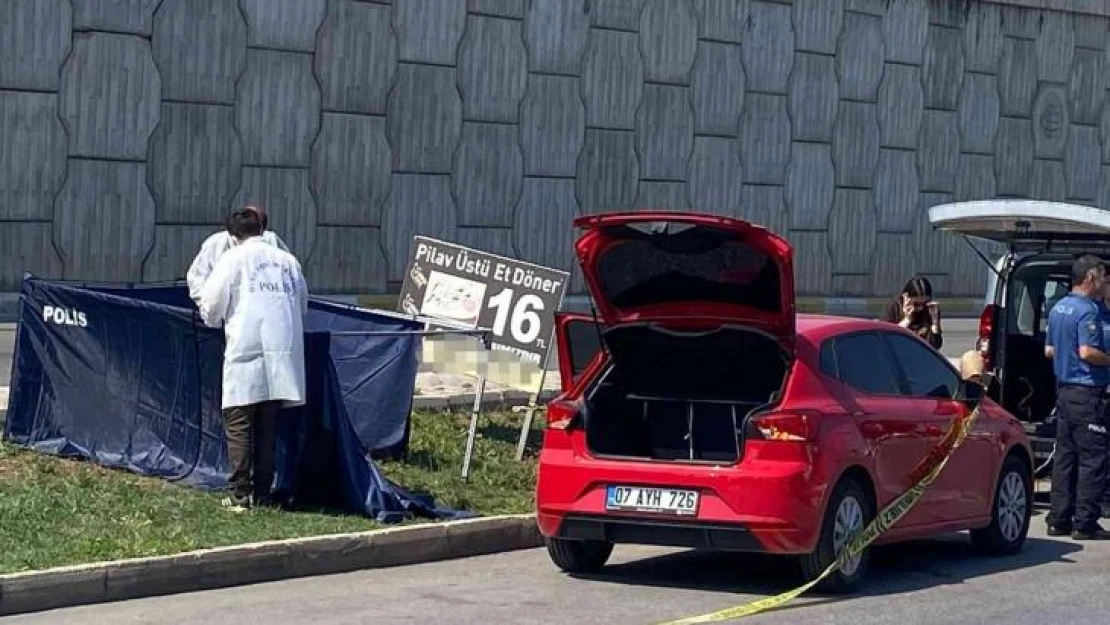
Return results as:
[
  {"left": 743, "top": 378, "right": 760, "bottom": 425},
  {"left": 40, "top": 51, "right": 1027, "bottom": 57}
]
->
[{"left": 928, "top": 200, "right": 1110, "bottom": 254}]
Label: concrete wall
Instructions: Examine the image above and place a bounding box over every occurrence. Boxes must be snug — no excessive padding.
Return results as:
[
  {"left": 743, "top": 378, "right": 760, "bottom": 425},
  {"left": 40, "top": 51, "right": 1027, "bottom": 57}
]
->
[{"left": 0, "top": 0, "right": 1108, "bottom": 298}]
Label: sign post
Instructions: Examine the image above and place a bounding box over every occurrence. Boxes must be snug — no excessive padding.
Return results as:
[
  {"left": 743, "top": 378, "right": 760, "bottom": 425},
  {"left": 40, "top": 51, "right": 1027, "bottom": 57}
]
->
[{"left": 398, "top": 236, "right": 569, "bottom": 478}]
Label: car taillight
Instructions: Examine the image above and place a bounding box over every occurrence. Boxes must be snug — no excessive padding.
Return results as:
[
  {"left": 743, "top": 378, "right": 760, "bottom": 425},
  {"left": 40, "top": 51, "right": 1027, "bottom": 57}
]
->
[
  {"left": 546, "top": 400, "right": 581, "bottom": 431},
  {"left": 746, "top": 412, "right": 815, "bottom": 442},
  {"left": 978, "top": 304, "right": 997, "bottom": 368}
]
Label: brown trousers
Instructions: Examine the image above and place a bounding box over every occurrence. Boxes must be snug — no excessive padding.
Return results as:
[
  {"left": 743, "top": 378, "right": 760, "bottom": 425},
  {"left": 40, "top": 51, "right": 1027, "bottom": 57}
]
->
[{"left": 222, "top": 401, "right": 280, "bottom": 501}]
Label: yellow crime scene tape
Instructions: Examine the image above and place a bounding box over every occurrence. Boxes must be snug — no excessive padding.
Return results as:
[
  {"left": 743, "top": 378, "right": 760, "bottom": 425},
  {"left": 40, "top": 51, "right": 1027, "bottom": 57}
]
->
[{"left": 656, "top": 398, "right": 983, "bottom": 625}]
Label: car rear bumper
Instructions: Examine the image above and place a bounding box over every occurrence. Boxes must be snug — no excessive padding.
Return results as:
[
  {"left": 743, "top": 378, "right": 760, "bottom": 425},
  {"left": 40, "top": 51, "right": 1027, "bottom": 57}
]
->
[{"left": 550, "top": 514, "right": 765, "bottom": 552}]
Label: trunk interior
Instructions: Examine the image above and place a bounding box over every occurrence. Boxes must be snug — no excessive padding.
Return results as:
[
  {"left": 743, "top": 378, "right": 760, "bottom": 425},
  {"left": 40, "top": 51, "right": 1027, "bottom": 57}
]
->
[{"left": 584, "top": 323, "right": 790, "bottom": 463}]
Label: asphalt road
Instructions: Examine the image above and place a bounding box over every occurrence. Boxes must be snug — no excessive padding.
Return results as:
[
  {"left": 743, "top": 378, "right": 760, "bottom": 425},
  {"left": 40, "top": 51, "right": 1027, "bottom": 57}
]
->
[{"left": 8, "top": 513, "right": 1107, "bottom": 625}]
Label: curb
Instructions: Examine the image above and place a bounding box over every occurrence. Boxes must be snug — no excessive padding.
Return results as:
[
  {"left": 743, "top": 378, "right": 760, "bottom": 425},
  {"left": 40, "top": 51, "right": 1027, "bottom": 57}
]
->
[{"left": 0, "top": 514, "right": 543, "bottom": 617}]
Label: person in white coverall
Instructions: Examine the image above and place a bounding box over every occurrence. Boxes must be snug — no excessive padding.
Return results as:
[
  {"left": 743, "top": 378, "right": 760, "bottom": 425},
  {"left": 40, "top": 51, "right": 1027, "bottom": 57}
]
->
[
  {"left": 187, "top": 205, "right": 289, "bottom": 304},
  {"left": 197, "top": 208, "right": 309, "bottom": 511}
]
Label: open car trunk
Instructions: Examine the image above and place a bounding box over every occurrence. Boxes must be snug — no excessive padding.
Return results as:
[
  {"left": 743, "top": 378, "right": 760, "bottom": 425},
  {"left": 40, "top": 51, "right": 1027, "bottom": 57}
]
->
[{"left": 584, "top": 323, "right": 789, "bottom": 463}]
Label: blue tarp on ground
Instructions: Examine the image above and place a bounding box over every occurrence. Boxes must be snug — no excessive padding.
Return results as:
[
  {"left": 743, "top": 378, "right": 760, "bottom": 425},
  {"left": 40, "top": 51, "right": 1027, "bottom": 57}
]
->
[{"left": 2, "top": 276, "right": 473, "bottom": 523}]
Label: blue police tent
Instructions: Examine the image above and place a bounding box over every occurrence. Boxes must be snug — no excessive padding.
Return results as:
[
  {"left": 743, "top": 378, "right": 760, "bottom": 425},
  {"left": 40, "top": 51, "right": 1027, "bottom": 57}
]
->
[{"left": 2, "top": 275, "right": 472, "bottom": 523}]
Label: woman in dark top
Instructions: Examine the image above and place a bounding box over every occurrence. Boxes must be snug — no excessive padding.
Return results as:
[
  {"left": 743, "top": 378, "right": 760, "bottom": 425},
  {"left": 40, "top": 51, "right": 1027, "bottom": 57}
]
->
[{"left": 880, "top": 275, "right": 943, "bottom": 350}]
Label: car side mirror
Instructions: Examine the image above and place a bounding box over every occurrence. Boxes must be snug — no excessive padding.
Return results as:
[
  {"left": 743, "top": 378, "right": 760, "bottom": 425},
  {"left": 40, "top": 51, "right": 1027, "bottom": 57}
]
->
[{"left": 954, "top": 378, "right": 984, "bottom": 410}]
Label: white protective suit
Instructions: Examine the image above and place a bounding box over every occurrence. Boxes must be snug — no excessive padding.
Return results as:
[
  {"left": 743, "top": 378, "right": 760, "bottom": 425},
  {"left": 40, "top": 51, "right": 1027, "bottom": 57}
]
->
[
  {"left": 187, "top": 230, "right": 289, "bottom": 303},
  {"left": 197, "top": 237, "right": 309, "bottom": 410}
]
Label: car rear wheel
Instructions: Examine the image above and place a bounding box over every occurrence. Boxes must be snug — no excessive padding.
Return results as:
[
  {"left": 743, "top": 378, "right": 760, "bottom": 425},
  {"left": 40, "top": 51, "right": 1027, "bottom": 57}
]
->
[
  {"left": 799, "top": 478, "right": 873, "bottom": 594},
  {"left": 546, "top": 537, "right": 614, "bottom": 574},
  {"left": 970, "top": 454, "right": 1032, "bottom": 556}
]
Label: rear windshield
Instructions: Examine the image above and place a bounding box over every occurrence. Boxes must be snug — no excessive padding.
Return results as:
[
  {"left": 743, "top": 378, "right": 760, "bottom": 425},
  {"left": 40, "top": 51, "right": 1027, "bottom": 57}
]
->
[{"left": 594, "top": 223, "right": 782, "bottom": 312}]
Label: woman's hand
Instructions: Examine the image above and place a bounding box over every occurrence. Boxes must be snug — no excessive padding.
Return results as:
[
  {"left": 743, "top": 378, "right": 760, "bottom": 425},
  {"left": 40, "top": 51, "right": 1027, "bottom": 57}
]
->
[
  {"left": 899, "top": 294, "right": 914, "bottom": 327},
  {"left": 928, "top": 301, "right": 942, "bottom": 333}
]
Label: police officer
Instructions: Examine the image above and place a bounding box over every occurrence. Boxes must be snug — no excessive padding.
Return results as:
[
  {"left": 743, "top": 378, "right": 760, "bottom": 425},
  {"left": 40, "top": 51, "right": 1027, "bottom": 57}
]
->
[{"left": 1046, "top": 254, "right": 1110, "bottom": 540}]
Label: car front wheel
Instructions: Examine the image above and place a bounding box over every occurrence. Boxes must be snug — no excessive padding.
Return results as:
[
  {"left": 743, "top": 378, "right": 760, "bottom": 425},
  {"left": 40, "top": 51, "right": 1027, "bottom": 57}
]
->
[
  {"left": 970, "top": 454, "right": 1032, "bottom": 556},
  {"left": 799, "top": 478, "right": 873, "bottom": 594},
  {"left": 546, "top": 537, "right": 614, "bottom": 574}
]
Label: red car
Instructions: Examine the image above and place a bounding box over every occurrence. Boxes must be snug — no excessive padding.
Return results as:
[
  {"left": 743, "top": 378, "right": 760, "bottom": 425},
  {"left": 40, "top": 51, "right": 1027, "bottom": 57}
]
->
[{"left": 535, "top": 212, "right": 1034, "bottom": 593}]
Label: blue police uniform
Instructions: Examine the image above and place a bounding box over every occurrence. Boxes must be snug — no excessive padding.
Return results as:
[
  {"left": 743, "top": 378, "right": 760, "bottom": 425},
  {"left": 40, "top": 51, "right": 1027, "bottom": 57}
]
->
[{"left": 1046, "top": 293, "right": 1110, "bottom": 533}]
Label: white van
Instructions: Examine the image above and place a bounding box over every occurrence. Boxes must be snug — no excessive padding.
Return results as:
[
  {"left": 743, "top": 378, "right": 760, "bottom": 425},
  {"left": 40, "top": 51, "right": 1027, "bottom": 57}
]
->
[{"left": 929, "top": 200, "right": 1110, "bottom": 478}]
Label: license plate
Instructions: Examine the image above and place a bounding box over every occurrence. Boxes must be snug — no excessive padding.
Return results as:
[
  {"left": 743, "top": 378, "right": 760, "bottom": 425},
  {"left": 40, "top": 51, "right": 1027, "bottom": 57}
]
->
[{"left": 605, "top": 485, "right": 699, "bottom": 516}]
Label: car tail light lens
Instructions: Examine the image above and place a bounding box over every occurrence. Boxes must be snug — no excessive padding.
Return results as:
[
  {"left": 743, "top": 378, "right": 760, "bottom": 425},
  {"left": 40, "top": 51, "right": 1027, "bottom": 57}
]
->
[
  {"left": 977, "top": 304, "right": 997, "bottom": 369},
  {"left": 546, "top": 400, "right": 581, "bottom": 431},
  {"left": 746, "top": 412, "right": 815, "bottom": 442}
]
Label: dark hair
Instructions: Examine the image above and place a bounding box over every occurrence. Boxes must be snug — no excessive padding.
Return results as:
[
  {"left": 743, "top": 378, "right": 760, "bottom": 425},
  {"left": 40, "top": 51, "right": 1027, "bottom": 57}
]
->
[
  {"left": 1071, "top": 254, "right": 1104, "bottom": 285},
  {"left": 243, "top": 205, "right": 267, "bottom": 230},
  {"left": 226, "top": 209, "right": 263, "bottom": 239},
  {"left": 901, "top": 275, "right": 933, "bottom": 299}
]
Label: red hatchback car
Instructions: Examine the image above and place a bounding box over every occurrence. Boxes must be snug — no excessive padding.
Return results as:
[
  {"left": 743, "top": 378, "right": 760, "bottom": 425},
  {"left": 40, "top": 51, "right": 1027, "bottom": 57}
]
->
[{"left": 535, "top": 212, "right": 1034, "bottom": 592}]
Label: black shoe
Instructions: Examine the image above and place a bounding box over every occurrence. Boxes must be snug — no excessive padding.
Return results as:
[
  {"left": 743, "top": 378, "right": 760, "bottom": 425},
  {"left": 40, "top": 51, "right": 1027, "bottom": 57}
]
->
[
  {"left": 1047, "top": 524, "right": 1073, "bottom": 537},
  {"left": 1071, "top": 526, "right": 1110, "bottom": 540}
]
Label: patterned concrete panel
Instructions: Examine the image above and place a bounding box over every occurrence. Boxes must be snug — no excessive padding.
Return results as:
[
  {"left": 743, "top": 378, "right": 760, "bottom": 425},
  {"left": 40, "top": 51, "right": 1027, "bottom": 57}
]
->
[
  {"left": 912, "top": 191, "right": 959, "bottom": 275},
  {"left": 453, "top": 122, "right": 524, "bottom": 227},
  {"left": 394, "top": 0, "right": 466, "bottom": 64},
  {"left": 72, "top": 0, "right": 158, "bottom": 36},
  {"left": 785, "top": 142, "right": 834, "bottom": 231},
  {"left": 1035, "top": 11, "right": 1074, "bottom": 81},
  {"left": 995, "top": 117, "right": 1034, "bottom": 196},
  {"left": 469, "top": 0, "right": 523, "bottom": 19},
  {"left": 311, "top": 113, "right": 391, "bottom": 226},
  {"left": 306, "top": 226, "right": 388, "bottom": 293},
  {"left": 582, "top": 30, "right": 644, "bottom": 130},
  {"left": 792, "top": 0, "right": 843, "bottom": 55},
  {"left": 1000, "top": 5, "right": 1040, "bottom": 40},
  {"left": 687, "top": 137, "right": 742, "bottom": 216},
  {"left": 955, "top": 154, "right": 997, "bottom": 201},
  {"left": 636, "top": 181, "right": 689, "bottom": 210},
  {"left": 870, "top": 233, "right": 915, "bottom": 297},
  {"left": 831, "top": 275, "right": 873, "bottom": 297},
  {"left": 1074, "top": 15, "right": 1108, "bottom": 50},
  {"left": 523, "top": 0, "right": 588, "bottom": 75},
  {"left": 998, "top": 37, "right": 1037, "bottom": 117},
  {"left": 1032, "top": 84, "right": 1070, "bottom": 160},
  {"left": 520, "top": 74, "right": 584, "bottom": 177},
  {"left": 640, "top": 0, "right": 697, "bottom": 84},
  {"left": 788, "top": 231, "right": 832, "bottom": 295},
  {"left": 958, "top": 73, "right": 999, "bottom": 155},
  {"left": 962, "top": 2, "right": 1003, "bottom": 73},
  {"left": 874, "top": 149, "right": 920, "bottom": 233},
  {"left": 878, "top": 64, "right": 923, "bottom": 149},
  {"left": 60, "top": 33, "right": 161, "bottom": 160},
  {"left": 742, "top": 1, "right": 794, "bottom": 94},
  {"left": 241, "top": 0, "right": 326, "bottom": 52},
  {"left": 236, "top": 50, "right": 320, "bottom": 167},
  {"left": 152, "top": 0, "right": 246, "bottom": 104},
  {"left": 1066, "top": 126, "right": 1100, "bottom": 201},
  {"left": 233, "top": 167, "right": 318, "bottom": 262},
  {"left": 1103, "top": 106, "right": 1110, "bottom": 164},
  {"left": 789, "top": 53, "right": 838, "bottom": 143},
  {"left": 455, "top": 227, "right": 516, "bottom": 260},
  {"left": 577, "top": 129, "right": 639, "bottom": 213},
  {"left": 838, "top": 12, "right": 884, "bottom": 103},
  {"left": 587, "top": 0, "right": 645, "bottom": 31},
  {"left": 922, "top": 25, "right": 964, "bottom": 111},
  {"left": 0, "top": 92, "right": 67, "bottom": 221},
  {"left": 739, "top": 184, "right": 789, "bottom": 236},
  {"left": 382, "top": 173, "right": 458, "bottom": 281},
  {"left": 882, "top": 0, "right": 928, "bottom": 64},
  {"left": 846, "top": 0, "right": 885, "bottom": 16},
  {"left": 739, "top": 93, "right": 790, "bottom": 184},
  {"left": 147, "top": 102, "right": 242, "bottom": 224},
  {"left": 54, "top": 159, "right": 156, "bottom": 281},
  {"left": 917, "top": 110, "right": 959, "bottom": 193},
  {"left": 636, "top": 84, "right": 694, "bottom": 181},
  {"left": 458, "top": 16, "right": 527, "bottom": 123},
  {"left": 387, "top": 64, "right": 462, "bottom": 174},
  {"left": 0, "top": 223, "right": 63, "bottom": 290},
  {"left": 0, "top": 0, "right": 71, "bottom": 91},
  {"left": 142, "top": 224, "right": 224, "bottom": 282},
  {"left": 693, "top": 0, "right": 748, "bottom": 43},
  {"left": 1068, "top": 48, "right": 1105, "bottom": 126},
  {"left": 314, "top": 1, "right": 396, "bottom": 116},
  {"left": 513, "top": 178, "right": 580, "bottom": 272},
  {"left": 926, "top": 1, "right": 965, "bottom": 28},
  {"left": 828, "top": 188, "right": 877, "bottom": 274},
  {"left": 1031, "top": 159, "right": 1065, "bottom": 201},
  {"left": 691, "top": 42, "right": 744, "bottom": 136},
  {"left": 1099, "top": 167, "right": 1110, "bottom": 209},
  {"left": 833, "top": 102, "right": 880, "bottom": 188}
]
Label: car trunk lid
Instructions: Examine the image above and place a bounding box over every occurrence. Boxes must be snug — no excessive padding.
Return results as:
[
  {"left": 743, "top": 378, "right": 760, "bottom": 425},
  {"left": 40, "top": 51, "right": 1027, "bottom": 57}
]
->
[
  {"left": 572, "top": 212, "right": 795, "bottom": 351},
  {"left": 928, "top": 199, "right": 1110, "bottom": 255}
]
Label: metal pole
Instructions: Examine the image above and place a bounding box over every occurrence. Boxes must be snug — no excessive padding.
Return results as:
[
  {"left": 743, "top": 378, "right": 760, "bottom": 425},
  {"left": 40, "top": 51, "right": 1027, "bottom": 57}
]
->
[
  {"left": 461, "top": 376, "right": 486, "bottom": 481},
  {"left": 515, "top": 331, "right": 555, "bottom": 461}
]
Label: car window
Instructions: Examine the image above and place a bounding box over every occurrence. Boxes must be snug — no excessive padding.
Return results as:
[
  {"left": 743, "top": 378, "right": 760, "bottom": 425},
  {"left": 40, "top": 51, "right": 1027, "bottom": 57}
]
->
[
  {"left": 825, "top": 333, "right": 902, "bottom": 395},
  {"left": 883, "top": 332, "right": 959, "bottom": 398},
  {"left": 1008, "top": 263, "right": 1071, "bottom": 337}
]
